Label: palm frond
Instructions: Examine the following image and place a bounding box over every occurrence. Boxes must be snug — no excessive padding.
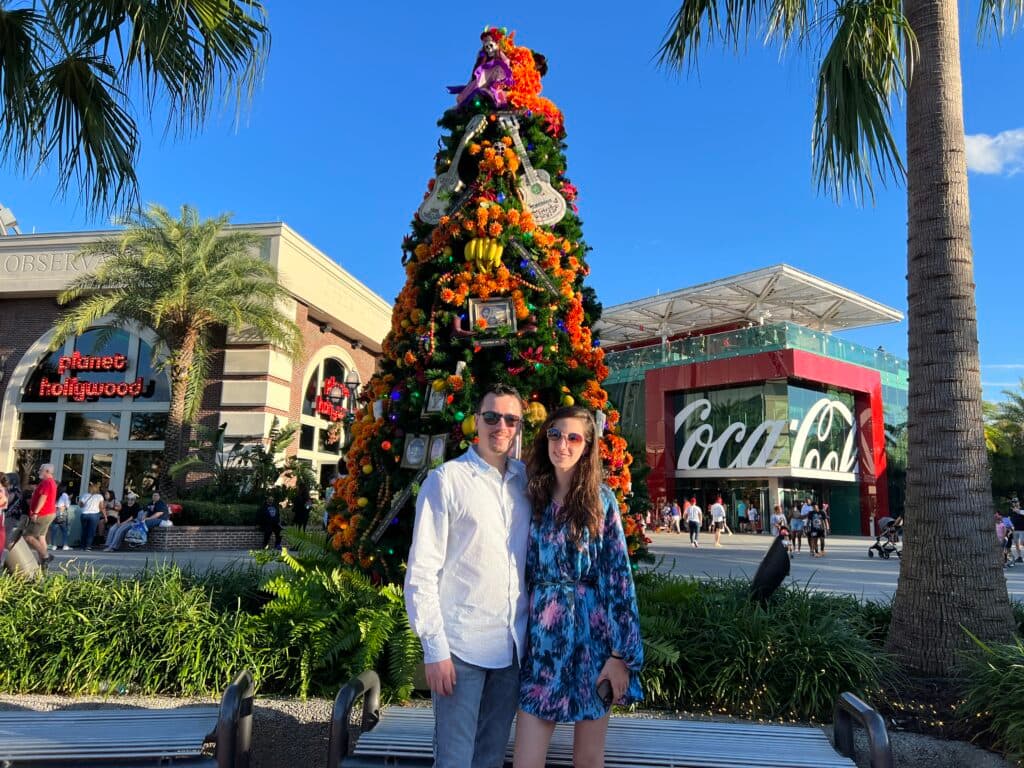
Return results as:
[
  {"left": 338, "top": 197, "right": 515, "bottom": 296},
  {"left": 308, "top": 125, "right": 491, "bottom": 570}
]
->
[
  {"left": 36, "top": 47, "right": 140, "bottom": 213},
  {"left": 977, "top": 0, "right": 1023, "bottom": 38},
  {"left": 812, "top": 0, "right": 914, "bottom": 203},
  {"left": 182, "top": 333, "right": 212, "bottom": 422},
  {"left": 0, "top": 5, "right": 42, "bottom": 163}
]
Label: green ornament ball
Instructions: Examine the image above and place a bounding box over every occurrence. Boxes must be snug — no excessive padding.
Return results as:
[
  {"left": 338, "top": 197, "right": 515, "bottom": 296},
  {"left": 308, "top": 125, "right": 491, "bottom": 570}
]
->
[
  {"left": 410, "top": 390, "right": 423, "bottom": 402},
  {"left": 454, "top": 411, "right": 465, "bottom": 421}
]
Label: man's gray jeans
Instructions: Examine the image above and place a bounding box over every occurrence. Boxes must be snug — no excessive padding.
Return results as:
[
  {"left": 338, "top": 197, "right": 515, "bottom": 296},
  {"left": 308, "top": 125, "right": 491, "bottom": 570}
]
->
[{"left": 432, "top": 653, "right": 519, "bottom": 768}]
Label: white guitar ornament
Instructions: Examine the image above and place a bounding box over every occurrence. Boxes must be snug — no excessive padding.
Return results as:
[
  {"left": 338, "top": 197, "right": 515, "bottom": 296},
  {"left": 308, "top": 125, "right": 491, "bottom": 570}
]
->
[
  {"left": 497, "top": 113, "right": 567, "bottom": 226},
  {"left": 418, "top": 114, "right": 489, "bottom": 225}
]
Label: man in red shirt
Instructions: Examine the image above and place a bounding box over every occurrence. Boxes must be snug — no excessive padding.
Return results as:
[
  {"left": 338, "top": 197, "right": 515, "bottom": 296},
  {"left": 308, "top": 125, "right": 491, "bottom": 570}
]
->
[{"left": 24, "top": 463, "right": 57, "bottom": 564}]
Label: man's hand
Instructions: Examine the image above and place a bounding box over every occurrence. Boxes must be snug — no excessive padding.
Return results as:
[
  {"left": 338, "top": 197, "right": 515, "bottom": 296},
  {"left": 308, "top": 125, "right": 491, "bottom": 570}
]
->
[{"left": 424, "top": 658, "right": 457, "bottom": 696}]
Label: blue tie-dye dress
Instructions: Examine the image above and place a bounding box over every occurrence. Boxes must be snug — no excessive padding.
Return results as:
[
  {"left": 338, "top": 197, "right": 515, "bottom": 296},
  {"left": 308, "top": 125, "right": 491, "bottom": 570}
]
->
[{"left": 518, "top": 485, "right": 644, "bottom": 722}]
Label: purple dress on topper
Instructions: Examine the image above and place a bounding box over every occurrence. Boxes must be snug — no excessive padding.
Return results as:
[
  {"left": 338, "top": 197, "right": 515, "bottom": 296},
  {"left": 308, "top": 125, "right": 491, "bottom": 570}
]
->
[{"left": 448, "top": 33, "right": 513, "bottom": 107}]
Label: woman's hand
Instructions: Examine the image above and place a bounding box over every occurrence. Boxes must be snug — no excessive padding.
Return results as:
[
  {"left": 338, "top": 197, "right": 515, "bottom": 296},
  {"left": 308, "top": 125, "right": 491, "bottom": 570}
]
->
[{"left": 596, "top": 656, "right": 630, "bottom": 703}]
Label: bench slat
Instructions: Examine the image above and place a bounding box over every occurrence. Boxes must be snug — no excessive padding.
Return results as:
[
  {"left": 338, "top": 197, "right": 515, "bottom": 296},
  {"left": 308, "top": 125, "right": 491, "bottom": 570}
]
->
[
  {"left": 0, "top": 708, "right": 217, "bottom": 760},
  {"left": 351, "top": 707, "right": 855, "bottom": 768}
]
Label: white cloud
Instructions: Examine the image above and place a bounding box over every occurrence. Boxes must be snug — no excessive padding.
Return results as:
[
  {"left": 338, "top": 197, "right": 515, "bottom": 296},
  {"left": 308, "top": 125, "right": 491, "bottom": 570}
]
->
[
  {"left": 965, "top": 129, "right": 1024, "bottom": 175},
  {"left": 984, "top": 363, "right": 1024, "bottom": 370},
  {"left": 983, "top": 381, "right": 1019, "bottom": 387}
]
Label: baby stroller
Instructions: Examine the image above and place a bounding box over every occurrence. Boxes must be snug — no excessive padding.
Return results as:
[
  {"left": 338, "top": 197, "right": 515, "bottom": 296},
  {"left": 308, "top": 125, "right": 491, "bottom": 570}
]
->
[{"left": 868, "top": 516, "right": 902, "bottom": 559}]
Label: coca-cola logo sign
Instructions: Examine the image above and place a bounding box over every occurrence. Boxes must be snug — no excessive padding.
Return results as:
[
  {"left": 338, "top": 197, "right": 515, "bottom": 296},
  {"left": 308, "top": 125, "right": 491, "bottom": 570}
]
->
[{"left": 674, "top": 396, "right": 857, "bottom": 475}]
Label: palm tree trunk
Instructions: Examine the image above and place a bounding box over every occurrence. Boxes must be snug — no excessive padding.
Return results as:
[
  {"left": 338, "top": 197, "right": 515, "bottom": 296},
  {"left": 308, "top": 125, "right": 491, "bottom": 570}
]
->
[
  {"left": 159, "top": 330, "right": 197, "bottom": 497},
  {"left": 886, "top": 0, "right": 1015, "bottom": 675}
]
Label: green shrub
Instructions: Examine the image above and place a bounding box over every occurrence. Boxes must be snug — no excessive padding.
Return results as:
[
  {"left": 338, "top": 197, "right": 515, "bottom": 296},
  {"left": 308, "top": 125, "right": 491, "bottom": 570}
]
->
[
  {"left": 257, "top": 530, "right": 421, "bottom": 700},
  {"left": 960, "top": 633, "right": 1024, "bottom": 763},
  {"left": 635, "top": 572, "right": 893, "bottom": 721},
  {"left": 176, "top": 500, "right": 265, "bottom": 526},
  {"left": 0, "top": 566, "right": 278, "bottom": 695}
]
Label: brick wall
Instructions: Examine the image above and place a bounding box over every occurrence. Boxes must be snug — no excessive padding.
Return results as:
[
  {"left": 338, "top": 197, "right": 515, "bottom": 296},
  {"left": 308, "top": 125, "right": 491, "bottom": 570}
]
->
[
  {"left": 0, "top": 297, "right": 62, "bottom": 414},
  {"left": 146, "top": 525, "right": 265, "bottom": 551}
]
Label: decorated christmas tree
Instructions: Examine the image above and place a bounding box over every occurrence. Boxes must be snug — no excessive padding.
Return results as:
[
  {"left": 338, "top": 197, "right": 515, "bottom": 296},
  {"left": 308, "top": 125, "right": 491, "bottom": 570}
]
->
[{"left": 328, "top": 27, "right": 648, "bottom": 582}]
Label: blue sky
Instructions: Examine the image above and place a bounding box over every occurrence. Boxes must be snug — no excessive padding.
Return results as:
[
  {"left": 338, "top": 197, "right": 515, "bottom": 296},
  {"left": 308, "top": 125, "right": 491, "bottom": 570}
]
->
[{"left": 5, "top": 2, "right": 1023, "bottom": 396}]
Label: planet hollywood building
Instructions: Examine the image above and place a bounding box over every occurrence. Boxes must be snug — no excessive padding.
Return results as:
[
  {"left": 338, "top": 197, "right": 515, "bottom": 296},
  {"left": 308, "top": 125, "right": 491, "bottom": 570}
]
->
[
  {"left": 598, "top": 265, "right": 908, "bottom": 536},
  {"left": 0, "top": 222, "right": 390, "bottom": 497}
]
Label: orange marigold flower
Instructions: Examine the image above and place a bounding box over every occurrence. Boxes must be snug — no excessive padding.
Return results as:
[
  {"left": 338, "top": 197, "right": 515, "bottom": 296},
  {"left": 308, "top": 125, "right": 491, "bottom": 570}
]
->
[
  {"left": 440, "top": 288, "right": 456, "bottom": 303},
  {"left": 475, "top": 317, "right": 488, "bottom": 330},
  {"left": 488, "top": 222, "right": 503, "bottom": 237},
  {"left": 468, "top": 143, "right": 481, "bottom": 155},
  {"left": 502, "top": 136, "right": 513, "bottom": 146}
]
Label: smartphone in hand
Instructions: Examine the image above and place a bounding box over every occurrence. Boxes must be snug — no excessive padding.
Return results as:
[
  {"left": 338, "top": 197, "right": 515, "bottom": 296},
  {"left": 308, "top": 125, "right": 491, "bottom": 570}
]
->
[{"left": 597, "top": 679, "right": 613, "bottom": 708}]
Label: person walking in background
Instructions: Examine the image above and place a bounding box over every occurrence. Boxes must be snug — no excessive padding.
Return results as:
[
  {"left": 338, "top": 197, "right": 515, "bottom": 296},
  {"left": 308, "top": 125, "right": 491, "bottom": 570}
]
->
[
  {"left": 23, "top": 464, "right": 58, "bottom": 564},
  {"left": 686, "top": 497, "right": 703, "bottom": 548},
  {"left": 670, "top": 499, "right": 682, "bottom": 534},
  {"left": 737, "top": 498, "right": 748, "bottom": 532},
  {"left": 513, "top": 406, "right": 643, "bottom": 768},
  {"left": 770, "top": 505, "right": 787, "bottom": 537},
  {"left": 77, "top": 482, "right": 104, "bottom": 550},
  {"left": 709, "top": 496, "right": 726, "bottom": 547},
  {"left": 806, "top": 504, "right": 827, "bottom": 557},
  {"left": 819, "top": 503, "right": 831, "bottom": 555},
  {"left": 996, "top": 513, "right": 1013, "bottom": 568},
  {"left": 260, "top": 494, "right": 283, "bottom": 549},
  {"left": 292, "top": 483, "right": 311, "bottom": 531},
  {"left": 49, "top": 483, "right": 72, "bottom": 551},
  {"left": 405, "top": 384, "right": 530, "bottom": 767},
  {"left": 747, "top": 501, "right": 759, "bottom": 534},
  {"left": 0, "top": 474, "right": 8, "bottom": 567},
  {"left": 789, "top": 505, "right": 804, "bottom": 555},
  {"left": 1009, "top": 499, "right": 1024, "bottom": 564}
]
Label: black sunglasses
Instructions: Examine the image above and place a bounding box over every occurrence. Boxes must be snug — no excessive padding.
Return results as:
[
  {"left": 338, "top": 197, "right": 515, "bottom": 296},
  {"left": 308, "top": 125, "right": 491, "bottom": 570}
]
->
[
  {"left": 547, "top": 427, "right": 586, "bottom": 445},
  {"left": 479, "top": 411, "right": 522, "bottom": 427}
]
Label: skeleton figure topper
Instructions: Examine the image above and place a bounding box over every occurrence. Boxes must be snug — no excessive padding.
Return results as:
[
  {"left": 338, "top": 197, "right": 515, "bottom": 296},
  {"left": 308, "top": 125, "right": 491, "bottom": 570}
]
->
[{"left": 448, "top": 27, "right": 513, "bottom": 107}]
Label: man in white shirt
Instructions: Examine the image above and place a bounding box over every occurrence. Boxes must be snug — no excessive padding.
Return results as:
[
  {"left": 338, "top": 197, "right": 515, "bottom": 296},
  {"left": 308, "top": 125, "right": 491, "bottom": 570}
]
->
[
  {"left": 686, "top": 497, "right": 703, "bottom": 548},
  {"left": 405, "top": 384, "right": 531, "bottom": 767},
  {"left": 709, "top": 496, "right": 726, "bottom": 547}
]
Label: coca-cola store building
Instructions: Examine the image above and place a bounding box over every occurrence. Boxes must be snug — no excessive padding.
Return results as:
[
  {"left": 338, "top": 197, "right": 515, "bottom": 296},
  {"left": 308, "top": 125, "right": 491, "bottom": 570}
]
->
[{"left": 599, "top": 265, "right": 908, "bottom": 536}]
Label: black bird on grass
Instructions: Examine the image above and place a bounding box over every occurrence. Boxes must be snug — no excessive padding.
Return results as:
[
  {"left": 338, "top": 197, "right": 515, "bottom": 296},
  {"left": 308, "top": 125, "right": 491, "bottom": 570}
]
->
[{"left": 750, "top": 529, "right": 791, "bottom": 605}]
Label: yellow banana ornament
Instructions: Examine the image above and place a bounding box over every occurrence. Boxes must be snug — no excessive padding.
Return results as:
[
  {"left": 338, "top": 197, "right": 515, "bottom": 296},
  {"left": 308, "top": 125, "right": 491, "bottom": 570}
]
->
[{"left": 465, "top": 237, "right": 504, "bottom": 272}]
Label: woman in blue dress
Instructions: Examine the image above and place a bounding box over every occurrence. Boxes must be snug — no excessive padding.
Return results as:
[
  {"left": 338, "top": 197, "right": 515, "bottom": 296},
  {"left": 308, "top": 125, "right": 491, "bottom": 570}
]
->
[{"left": 513, "top": 406, "right": 643, "bottom": 767}]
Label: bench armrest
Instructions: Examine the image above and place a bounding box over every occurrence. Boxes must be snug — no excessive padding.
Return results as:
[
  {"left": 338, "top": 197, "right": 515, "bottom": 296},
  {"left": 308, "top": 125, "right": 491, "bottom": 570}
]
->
[
  {"left": 327, "top": 671, "right": 382, "bottom": 768},
  {"left": 215, "top": 669, "right": 255, "bottom": 768},
  {"left": 833, "top": 691, "right": 893, "bottom": 768}
]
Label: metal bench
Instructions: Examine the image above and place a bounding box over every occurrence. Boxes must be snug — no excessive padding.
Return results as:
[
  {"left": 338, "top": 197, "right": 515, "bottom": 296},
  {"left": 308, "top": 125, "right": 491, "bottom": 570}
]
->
[
  {"left": 328, "top": 671, "right": 893, "bottom": 768},
  {"left": 0, "top": 669, "right": 254, "bottom": 767}
]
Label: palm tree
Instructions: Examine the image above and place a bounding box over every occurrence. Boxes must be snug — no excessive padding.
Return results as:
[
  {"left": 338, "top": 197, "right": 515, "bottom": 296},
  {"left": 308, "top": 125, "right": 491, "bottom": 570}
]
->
[
  {"left": 51, "top": 204, "right": 303, "bottom": 494},
  {"left": 659, "top": 0, "right": 1017, "bottom": 675},
  {"left": 0, "top": 0, "right": 268, "bottom": 214}
]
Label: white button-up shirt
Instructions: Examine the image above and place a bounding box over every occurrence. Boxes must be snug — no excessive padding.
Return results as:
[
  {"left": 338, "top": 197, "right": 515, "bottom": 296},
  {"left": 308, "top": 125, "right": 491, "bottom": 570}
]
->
[{"left": 404, "top": 446, "right": 531, "bottom": 669}]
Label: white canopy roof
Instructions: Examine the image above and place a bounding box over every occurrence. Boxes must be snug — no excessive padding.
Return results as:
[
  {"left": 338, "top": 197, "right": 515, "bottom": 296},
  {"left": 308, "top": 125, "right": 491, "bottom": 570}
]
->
[{"left": 596, "top": 264, "right": 903, "bottom": 344}]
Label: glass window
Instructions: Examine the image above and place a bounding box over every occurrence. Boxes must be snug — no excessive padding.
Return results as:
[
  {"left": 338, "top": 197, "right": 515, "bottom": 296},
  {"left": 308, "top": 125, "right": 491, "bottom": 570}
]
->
[
  {"left": 15, "top": 448, "right": 51, "bottom": 487},
  {"left": 319, "top": 423, "right": 343, "bottom": 454},
  {"left": 89, "top": 453, "right": 113, "bottom": 491},
  {"left": 72, "top": 328, "right": 133, "bottom": 386},
  {"left": 300, "top": 424, "right": 315, "bottom": 451},
  {"left": 124, "top": 451, "right": 162, "bottom": 496},
  {"left": 323, "top": 357, "right": 345, "bottom": 386},
  {"left": 18, "top": 412, "right": 56, "bottom": 440},
  {"left": 303, "top": 368, "right": 319, "bottom": 417},
  {"left": 21, "top": 349, "right": 62, "bottom": 403},
  {"left": 130, "top": 413, "right": 168, "bottom": 441},
  {"left": 136, "top": 339, "right": 170, "bottom": 401},
  {"left": 63, "top": 412, "right": 121, "bottom": 441},
  {"left": 60, "top": 453, "right": 85, "bottom": 499}
]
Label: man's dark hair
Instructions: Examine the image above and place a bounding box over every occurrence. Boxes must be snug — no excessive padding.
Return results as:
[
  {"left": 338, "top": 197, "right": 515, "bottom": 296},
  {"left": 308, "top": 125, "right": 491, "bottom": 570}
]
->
[{"left": 475, "top": 383, "right": 523, "bottom": 413}]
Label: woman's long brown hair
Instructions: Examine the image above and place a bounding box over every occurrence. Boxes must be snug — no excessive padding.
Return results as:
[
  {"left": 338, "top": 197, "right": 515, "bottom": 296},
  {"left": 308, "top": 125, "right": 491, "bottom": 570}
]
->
[{"left": 526, "top": 406, "right": 603, "bottom": 545}]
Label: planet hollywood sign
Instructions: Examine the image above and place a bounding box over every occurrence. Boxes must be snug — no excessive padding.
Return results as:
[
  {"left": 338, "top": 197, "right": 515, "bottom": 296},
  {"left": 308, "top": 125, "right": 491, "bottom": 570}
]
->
[
  {"left": 37, "top": 352, "right": 151, "bottom": 402},
  {"left": 674, "top": 396, "right": 857, "bottom": 475}
]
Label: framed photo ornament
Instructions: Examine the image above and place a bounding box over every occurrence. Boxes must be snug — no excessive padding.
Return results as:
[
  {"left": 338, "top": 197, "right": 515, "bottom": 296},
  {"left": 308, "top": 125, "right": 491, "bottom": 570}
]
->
[
  {"left": 428, "top": 434, "right": 448, "bottom": 465},
  {"left": 423, "top": 386, "right": 447, "bottom": 415},
  {"left": 400, "top": 434, "right": 429, "bottom": 469},
  {"left": 468, "top": 297, "right": 516, "bottom": 346}
]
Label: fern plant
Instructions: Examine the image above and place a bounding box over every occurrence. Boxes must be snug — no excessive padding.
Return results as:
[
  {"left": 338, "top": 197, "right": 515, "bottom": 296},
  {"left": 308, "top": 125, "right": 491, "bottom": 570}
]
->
[{"left": 258, "top": 543, "right": 421, "bottom": 699}]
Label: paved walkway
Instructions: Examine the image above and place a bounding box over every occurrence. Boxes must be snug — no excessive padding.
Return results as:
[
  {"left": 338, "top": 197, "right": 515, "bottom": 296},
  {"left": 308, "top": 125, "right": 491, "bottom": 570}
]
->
[{"left": 646, "top": 531, "right": 1024, "bottom": 601}]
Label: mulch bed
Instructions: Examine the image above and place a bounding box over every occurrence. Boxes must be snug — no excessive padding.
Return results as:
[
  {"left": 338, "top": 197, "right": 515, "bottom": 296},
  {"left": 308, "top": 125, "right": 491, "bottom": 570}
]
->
[{"left": 877, "top": 676, "right": 996, "bottom": 751}]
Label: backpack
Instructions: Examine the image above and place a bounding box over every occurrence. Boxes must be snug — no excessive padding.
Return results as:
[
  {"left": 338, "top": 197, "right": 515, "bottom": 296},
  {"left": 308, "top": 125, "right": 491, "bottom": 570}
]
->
[{"left": 124, "top": 522, "right": 148, "bottom": 547}]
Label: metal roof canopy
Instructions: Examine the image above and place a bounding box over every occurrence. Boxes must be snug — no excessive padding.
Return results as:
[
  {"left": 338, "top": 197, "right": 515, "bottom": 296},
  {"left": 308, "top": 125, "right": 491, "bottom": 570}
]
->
[{"left": 595, "top": 264, "right": 904, "bottom": 344}]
